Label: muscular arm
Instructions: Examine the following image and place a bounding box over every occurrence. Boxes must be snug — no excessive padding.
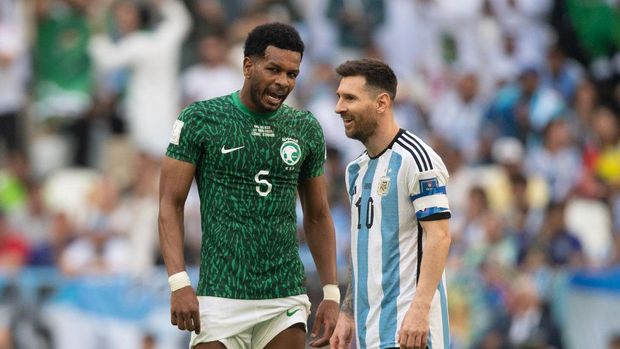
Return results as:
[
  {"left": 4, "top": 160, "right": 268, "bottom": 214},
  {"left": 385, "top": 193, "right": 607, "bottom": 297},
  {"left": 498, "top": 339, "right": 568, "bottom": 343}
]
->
[
  {"left": 398, "top": 218, "right": 451, "bottom": 347},
  {"left": 298, "top": 174, "right": 339, "bottom": 346},
  {"left": 340, "top": 261, "right": 354, "bottom": 317},
  {"left": 411, "top": 219, "right": 451, "bottom": 311},
  {"left": 297, "top": 174, "right": 338, "bottom": 286},
  {"left": 158, "top": 156, "right": 195, "bottom": 276}
]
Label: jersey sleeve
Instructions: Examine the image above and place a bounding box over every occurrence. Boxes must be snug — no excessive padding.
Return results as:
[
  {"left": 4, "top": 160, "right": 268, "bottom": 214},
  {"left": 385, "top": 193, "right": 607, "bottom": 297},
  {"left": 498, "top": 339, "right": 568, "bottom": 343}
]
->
[
  {"left": 407, "top": 157, "right": 451, "bottom": 221},
  {"left": 299, "top": 114, "right": 326, "bottom": 179},
  {"left": 166, "top": 103, "right": 203, "bottom": 164}
]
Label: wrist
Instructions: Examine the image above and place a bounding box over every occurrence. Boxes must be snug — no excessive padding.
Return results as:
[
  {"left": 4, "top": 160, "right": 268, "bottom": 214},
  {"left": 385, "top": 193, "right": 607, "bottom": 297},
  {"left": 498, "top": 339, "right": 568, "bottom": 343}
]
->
[
  {"left": 168, "top": 271, "right": 191, "bottom": 292},
  {"left": 323, "top": 284, "right": 340, "bottom": 304},
  {"left": 410, "top": 299, "right": 431, "bottom": 312}
]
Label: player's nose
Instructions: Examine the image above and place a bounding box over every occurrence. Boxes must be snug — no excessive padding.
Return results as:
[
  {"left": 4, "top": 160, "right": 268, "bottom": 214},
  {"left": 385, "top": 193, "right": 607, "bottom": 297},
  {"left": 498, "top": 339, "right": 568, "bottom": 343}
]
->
[{"left": 335, "top": 99, "right": 346, "bottom": 114}]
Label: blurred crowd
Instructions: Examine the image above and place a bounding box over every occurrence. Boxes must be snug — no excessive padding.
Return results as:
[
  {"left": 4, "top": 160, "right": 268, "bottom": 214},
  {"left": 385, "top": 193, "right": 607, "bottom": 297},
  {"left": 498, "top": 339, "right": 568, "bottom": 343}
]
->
[{"left": 1, "top": 0, "right": 620, "bottom": 348}]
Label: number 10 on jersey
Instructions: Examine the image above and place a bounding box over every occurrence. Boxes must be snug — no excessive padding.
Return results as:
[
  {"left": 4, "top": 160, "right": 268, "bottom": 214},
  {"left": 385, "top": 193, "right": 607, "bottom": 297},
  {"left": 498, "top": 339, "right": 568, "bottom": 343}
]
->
[{"left": 354, "top": 197, "right": 374, "bottom": 229}]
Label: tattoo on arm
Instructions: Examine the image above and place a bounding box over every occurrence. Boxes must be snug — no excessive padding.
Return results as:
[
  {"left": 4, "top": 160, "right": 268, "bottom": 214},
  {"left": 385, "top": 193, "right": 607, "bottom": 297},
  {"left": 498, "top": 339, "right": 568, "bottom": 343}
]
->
[{"left": 341, "top": 264, "right": 353, "bottom": 316}]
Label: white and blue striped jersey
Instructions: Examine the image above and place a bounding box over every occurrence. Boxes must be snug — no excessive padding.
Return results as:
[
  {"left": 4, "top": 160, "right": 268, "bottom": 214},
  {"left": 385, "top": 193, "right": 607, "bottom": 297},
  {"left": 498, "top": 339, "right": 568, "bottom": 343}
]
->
[{"left": 345, "top": 129, "right": 451, "bottom": 349}]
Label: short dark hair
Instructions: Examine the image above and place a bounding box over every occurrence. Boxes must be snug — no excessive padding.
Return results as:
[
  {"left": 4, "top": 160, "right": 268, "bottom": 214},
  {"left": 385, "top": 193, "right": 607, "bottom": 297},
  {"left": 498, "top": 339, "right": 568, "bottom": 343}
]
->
[
  {"left": 336, "top": 59, "right": 397, "bottom": 100},
  {"left": 243, "top": 22, "right": 304, "bottom": 59}
]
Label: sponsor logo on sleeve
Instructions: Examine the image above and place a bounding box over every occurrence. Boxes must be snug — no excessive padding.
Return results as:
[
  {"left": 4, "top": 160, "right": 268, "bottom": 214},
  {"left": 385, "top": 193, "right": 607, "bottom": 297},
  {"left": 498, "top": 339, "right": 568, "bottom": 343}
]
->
[
  {"left": 419, "top": 178, "right": 438, "bottom": 194},
  {"left": 170, "top": 120, "right": 184, "bottom": 145}
]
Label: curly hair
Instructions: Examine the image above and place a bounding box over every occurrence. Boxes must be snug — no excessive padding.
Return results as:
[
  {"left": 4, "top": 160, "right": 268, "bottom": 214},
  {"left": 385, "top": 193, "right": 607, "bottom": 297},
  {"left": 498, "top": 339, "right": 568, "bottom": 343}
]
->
[
  {"left": 336, "top": 59, "right": 397, "bottom": 100},
  {"left": 243, "top": 22, "right": 304, "bottom": 59}
]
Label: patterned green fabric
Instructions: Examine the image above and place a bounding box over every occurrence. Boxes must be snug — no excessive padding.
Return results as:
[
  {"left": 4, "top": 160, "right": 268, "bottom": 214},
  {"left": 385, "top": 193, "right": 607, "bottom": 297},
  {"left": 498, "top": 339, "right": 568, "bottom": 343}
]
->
[{"left": 167, "top": 92, "right": 326, "bottom": 299}]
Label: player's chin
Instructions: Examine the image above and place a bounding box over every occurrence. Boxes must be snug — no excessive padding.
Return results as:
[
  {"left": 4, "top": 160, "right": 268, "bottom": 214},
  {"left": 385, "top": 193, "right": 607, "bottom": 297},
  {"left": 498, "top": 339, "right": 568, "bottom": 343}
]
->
[{"left": 344, "top": 128, "right": 357, "bottom": 140}]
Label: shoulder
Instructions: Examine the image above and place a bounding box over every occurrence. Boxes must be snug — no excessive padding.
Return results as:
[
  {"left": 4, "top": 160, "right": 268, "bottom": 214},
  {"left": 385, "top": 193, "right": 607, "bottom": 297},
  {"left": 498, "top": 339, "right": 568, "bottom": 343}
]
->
[
  {"left": 345, "top": 151, "right": 368, "bottom": 172},
  {"left": 184, "top": 94, "right": 232, "bottom": 114},
  {"left": 281, "top": 105, "right": 324, "bottom": 135},
  {"left": 281, "top": 104, "right": 317, "bottom": 122},
  {"left": 391, "top": 129, "right": 448, "bottom": 175}
]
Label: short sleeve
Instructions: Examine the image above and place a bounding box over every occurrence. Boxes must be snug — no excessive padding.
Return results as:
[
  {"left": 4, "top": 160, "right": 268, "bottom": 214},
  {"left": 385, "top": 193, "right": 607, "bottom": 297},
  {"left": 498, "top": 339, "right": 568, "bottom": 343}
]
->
[
  {"left": 165, "top": 103, "right": 203, "bottom": 164},
  {"left": 407, "top": 162, "right": 451, "bottom": 221},
  {"left": 299, "top": 114, "right": 326, "bottom": 179}
]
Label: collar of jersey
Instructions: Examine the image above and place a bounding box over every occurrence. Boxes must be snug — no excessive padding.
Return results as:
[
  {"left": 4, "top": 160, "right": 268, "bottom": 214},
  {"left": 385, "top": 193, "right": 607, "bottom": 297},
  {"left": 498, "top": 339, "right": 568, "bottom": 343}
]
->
[{"left": 232, "top": 91, "right": 281, "bottom": 119}]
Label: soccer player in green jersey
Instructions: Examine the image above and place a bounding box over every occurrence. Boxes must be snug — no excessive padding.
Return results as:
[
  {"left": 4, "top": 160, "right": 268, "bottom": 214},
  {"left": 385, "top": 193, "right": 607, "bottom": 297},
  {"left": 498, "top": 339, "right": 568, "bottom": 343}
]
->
[{"left": 158, "top": 23, "right": 339, "bottom": 349}]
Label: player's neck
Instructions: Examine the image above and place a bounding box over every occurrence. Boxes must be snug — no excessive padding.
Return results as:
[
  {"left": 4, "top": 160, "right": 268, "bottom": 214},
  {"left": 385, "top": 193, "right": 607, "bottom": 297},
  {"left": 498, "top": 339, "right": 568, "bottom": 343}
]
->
[
  {"left": 238, "top": 86, "right": 257, "bottom": 112},
  {"left": 365, "top": 119, "right": 400, "bottom": 158}
]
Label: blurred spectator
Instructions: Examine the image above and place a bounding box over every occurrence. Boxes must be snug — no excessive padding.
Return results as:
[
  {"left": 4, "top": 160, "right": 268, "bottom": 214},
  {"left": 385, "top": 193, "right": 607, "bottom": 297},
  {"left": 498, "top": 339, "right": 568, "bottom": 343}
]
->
[
  {"left": 503, "top": 173, "right": 544, "bottom": 257},
  {"left": 587, "top": 107, "right": 620, "bottom": 234},
  {"left": 504, "top": 275, "right": 563, "bottom": 348},
  {"left": 107, "top": 155, "right": 160, "bottom": 274},
  {"left": 327, "top": 0, "right": 384, "bottom": 59},
  {"left": 180, "top": 33, "right": 243, "bottom": 104},
  {"left": 0, "top": 0, "right": 29, "bottom": 159},
  {"left": 481, "top": 214, "right": 518, "bottom": 270},
  {"left": 483, "top": 136, "right": 548, "bottom": 217},
  {"left": 374, "top": 0, "right": 430, "bottom": 83},
  {"left": 28, "top": 211, "right": 75, "bottom": 266},
  {"left": 441, "top": 142, "right": 479, "bottom": 215},
  {"left": 89, "top": 0, "right": 191, "bottom": 158},
  {"left": 58, "top": 178, "right": 132, "bottom": 275},
  {"left": 430, "top": 70, "right": 486, "bottom": 164},
  {"left": 541, "top": 44, "right": 584, "bottom": 101},
  {"left": 535, "top": 201, "right": 585, "bottom": 268},
  {"left": 484, "top": 67, "right": 565, "bottom": 148},
  {"left": 571, "top": 79, "right": 599, "bottom": 148},
  {"left": 0, "top": 209, "right": 30, "bottom": 270},
  {"left": 525, "top": 118, "right": 581, "bottom": 202},
  {"left": 451, "top": 186, "right": 491, "bottom": 259},
  {"left": 245, "top": 0, "right": 303, "bottom": 23},
  {"left": 181, "top": 0, "right": 228, "bottom": 67},
  {"left": 591, "top": 107, "right": 620, "bottom": 188},
  {"left": 9, "top": 182, "right": 53, "bottom": 245},
  {"left": 489, "top": 0, "right": 554, "bottom": 68}
]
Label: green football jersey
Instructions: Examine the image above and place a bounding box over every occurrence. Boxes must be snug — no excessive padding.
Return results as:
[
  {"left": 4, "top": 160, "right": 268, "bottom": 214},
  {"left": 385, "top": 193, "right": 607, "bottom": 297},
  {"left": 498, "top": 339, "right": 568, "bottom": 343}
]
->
[{"left": 166, "top": 92, "right": 326, "bottom": 299}]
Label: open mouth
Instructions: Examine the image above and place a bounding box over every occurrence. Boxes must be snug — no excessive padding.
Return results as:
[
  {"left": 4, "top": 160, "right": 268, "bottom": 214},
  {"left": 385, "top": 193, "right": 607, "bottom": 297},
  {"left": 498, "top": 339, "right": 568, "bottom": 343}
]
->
[
  {"left": 266, "top": 91, "right": 286, "bottom": 105},
  {"left": 342, "top": 116, "right": 354, "bottom": 128}
]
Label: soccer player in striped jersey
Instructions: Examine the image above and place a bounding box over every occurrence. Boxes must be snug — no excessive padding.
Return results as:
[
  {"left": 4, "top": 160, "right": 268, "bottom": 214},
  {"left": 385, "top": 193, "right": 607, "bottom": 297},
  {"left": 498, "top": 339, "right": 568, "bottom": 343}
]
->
[
  {"left": 158, "top": 23, "right": 339, "bottom": 348},
  {"left": 330, "top": 59, "right": 452, "bottom": 349}
]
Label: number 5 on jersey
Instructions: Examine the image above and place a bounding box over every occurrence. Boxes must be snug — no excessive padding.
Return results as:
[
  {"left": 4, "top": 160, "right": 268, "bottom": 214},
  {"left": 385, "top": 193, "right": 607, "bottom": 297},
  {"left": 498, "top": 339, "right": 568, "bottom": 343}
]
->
[{"left": 255, "top": 170, "right": 272, "bottom": 197}]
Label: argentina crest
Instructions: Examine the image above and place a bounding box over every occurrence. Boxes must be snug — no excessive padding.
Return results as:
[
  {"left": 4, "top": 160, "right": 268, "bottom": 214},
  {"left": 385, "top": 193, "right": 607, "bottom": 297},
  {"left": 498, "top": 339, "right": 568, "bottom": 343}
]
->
[
  {"left": 280, "top": 138, "right": 301, "bottom": 166},
  {"left": 377, "top": 176, "right": 391, "bottom": 196}
]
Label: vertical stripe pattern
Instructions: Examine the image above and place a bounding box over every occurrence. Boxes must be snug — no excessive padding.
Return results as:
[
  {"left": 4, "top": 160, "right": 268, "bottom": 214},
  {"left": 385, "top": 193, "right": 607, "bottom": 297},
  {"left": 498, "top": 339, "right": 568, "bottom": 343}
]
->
[
  {"left": 438, "top": 278, "right": 450, "bottom": 346},
  {"left": 356, "top": 159, "right": 378, "bottom": 348},
  {"left": 379, "top": 152, "right": 402, "bottom": 344}
]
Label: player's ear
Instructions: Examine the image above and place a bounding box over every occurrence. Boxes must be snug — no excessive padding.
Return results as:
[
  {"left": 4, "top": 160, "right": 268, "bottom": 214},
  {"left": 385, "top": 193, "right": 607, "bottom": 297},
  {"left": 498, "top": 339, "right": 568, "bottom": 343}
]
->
[
  {"left": 376, "top": 92, "right": 390, "bottom": 113},
  {"left": 242, "top": 57, "right": 253, "bottom": 79}
]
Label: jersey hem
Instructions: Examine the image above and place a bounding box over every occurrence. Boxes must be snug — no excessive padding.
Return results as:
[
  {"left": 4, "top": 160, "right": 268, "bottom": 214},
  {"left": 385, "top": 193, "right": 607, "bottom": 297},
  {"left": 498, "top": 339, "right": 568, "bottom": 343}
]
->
[
  {"left": 166, "top": 150, "right": 197, "bottom": 164},
  {"left": 198, "top": 287, "right": 307, "bottom": 300}
]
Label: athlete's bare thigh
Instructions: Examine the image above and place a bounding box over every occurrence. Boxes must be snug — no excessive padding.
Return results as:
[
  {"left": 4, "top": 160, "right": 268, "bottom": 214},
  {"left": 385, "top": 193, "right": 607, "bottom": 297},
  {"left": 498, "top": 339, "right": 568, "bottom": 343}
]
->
[{"left": 264, "top": 324, "right": 305, "bottom": 349}]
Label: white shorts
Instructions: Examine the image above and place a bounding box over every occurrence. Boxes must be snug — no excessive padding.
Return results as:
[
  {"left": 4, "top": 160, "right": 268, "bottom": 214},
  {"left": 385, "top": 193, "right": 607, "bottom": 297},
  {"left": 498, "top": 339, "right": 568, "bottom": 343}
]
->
[{"left": 189, "top": 295, "right": 311, "bottom": 349}]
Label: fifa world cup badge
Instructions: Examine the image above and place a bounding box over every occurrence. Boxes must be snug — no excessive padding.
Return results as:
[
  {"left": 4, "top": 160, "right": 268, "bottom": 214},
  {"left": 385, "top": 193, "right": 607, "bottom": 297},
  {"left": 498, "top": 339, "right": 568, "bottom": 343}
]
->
[{"left": 377, "top": 176, "right": 391, "bottom": 196}]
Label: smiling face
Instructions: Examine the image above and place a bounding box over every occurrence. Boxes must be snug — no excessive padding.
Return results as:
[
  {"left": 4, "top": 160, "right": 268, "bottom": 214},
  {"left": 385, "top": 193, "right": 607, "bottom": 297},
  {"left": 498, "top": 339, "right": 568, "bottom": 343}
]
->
[
  {"left": 243, "top": 46, "right": 301, "bottom": 113},
  {"left": 335, "top": 76, "right": 380, "bottom": 143}
]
